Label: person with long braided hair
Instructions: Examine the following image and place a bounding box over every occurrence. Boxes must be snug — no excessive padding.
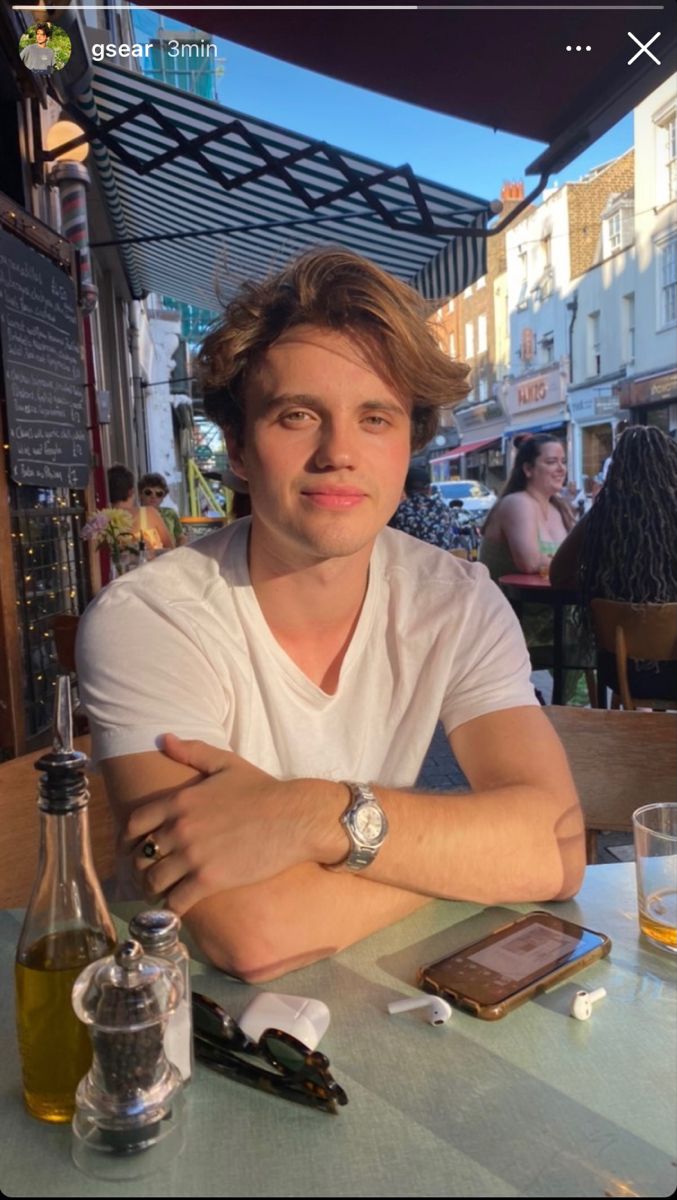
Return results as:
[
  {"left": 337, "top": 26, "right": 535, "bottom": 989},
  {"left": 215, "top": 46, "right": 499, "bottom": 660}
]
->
[{"left": 550, "top": 425, "right": 677, "bottom": 700}]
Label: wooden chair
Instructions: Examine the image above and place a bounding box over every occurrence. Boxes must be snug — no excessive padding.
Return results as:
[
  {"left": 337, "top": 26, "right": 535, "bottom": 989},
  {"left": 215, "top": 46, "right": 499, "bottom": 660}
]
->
[
  {"left": 52, "top": 613, "right": 80, "bottom": 674},
  {"left": 545, "top": 705, "right": 677, "bottom": 863},
  {"left": 0, "top": 736, "right": 116, "bottom": 907},
  {"left": 52, "top": 614, "right": 88, "bottom": 734},
  {"left": 590, "top": 600, "right": 677, "bottom": 711}
]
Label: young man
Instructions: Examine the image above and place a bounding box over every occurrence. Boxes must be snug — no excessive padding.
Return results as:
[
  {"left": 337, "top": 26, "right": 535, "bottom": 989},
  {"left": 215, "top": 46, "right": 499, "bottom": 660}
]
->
[
  {"left": 138, "top": 472, "right": 188, "bottom": 547},
  {"left": 20, "top": 24, "right": 56, "bottom": 76},
  {"left": 77, "top": 249, "right": 585, "bottom": 981}
]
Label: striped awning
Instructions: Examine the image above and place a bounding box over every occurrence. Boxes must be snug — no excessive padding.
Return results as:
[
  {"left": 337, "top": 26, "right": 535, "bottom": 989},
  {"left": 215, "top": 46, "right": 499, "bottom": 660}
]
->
[{"left": 67, "top": 64, "right": 492, "bottom": 311}]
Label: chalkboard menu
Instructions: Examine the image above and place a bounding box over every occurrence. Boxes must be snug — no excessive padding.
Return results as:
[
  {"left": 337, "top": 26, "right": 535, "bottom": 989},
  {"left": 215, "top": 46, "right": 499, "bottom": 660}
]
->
[{"left": 0, "top": 226, "right": 89, "bottom": 489}]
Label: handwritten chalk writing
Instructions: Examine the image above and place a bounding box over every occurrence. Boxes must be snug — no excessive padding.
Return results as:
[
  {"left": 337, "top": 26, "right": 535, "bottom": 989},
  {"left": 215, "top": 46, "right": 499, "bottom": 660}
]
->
[{"left": 0, "top": 228, "right": 89, "bottom": 489}]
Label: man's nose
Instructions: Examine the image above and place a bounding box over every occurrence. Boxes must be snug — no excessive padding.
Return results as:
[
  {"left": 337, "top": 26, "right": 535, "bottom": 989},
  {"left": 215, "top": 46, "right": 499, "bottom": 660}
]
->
[{"left": 312, "top": 419, "right": 357, "bottom": 469}]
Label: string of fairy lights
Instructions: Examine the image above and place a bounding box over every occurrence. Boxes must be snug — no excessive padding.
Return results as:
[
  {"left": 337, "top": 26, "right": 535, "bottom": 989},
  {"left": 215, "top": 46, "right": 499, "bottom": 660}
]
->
[{"left": 8, "top": 462, "right": 83, "bottom": 693}]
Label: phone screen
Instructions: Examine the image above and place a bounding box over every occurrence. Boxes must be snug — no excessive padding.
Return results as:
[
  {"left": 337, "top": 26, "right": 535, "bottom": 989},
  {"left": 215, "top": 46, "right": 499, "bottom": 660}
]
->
[{"left": 422, "top": 913, "right": 608, "bottom": 1007}]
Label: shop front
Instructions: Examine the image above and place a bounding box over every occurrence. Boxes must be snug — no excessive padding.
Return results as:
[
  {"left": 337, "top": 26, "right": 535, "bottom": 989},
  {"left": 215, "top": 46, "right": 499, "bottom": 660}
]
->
[
  {"left": 0, "top": 202, "right": 93, "bottom": 757},
  {"left": 567, "top": 381, "right": 630, "bottom": 490},
  {"left": 437, "top": 395, "right": 507, "bottom": 490},
  {"left": 502, "top": 363, "right": 569, "bottom": 470},
  {"left": 618, "top": 368, "right": 677, "bottom": 436}
]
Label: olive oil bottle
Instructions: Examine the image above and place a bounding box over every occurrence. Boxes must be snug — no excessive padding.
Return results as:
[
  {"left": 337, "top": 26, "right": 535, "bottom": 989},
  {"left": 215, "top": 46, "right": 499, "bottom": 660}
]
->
[{"left": 15, "top": 677, "right": 116, "bottom": 1122}]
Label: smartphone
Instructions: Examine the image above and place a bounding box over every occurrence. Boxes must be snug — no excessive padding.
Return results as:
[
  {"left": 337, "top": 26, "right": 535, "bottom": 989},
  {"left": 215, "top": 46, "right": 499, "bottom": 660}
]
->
[{"left": 417, "top": 910, "right": 611, "bottom": 1021}]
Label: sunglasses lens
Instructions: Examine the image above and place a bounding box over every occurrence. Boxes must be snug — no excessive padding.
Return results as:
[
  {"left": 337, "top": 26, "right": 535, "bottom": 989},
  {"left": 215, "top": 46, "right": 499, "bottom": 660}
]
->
[{"left": 264, "top": 1035, "right": 306, "bottom": 1074}]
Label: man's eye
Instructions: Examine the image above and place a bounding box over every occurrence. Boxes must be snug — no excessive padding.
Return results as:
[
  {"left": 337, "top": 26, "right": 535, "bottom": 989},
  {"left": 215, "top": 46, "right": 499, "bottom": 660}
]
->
[
  {"left": 364, "top": 415, "right": 389, "bottom": 427},
  {"left": 280, "top": 410, "right": 312, "bottom": 424}
]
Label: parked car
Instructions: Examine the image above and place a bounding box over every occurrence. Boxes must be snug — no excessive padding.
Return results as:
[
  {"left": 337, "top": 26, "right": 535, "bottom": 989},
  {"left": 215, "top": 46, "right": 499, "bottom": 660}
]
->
[{"left": 430, "top": 479, "right": 497, "bottom": 518}]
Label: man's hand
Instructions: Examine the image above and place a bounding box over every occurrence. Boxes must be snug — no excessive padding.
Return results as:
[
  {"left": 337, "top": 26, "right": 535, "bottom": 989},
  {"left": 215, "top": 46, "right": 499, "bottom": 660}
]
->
[{"left": 123, "top": 734, "right": 343, "bottom": 915}]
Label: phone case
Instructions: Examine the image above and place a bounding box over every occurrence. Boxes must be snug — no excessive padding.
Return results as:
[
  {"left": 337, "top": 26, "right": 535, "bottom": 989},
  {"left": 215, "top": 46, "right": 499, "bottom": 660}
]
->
[{"left": 417, "top": 910, "right": 612, "bottom": 1020}]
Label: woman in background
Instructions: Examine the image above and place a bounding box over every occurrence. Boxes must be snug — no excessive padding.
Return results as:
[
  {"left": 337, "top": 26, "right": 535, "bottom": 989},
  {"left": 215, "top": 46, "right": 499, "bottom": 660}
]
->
[
  {"left": 480, "top": 435, "right": 584, "bottom": 703},
  {"left": 550, "top": 425, "right": 677, "bottom": 701},
  {"left": 480, "top": 435, "right": 575, "bottom": 580}
]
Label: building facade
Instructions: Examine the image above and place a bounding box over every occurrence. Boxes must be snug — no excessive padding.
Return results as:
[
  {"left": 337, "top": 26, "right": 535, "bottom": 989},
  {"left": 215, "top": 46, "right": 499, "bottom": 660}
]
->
[{"left": 618, "top": 77, "right": 677, "bottom": 434}]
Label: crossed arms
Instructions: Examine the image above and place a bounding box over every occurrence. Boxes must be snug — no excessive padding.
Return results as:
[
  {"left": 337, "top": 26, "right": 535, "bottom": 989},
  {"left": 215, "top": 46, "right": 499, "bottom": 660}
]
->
[{"left": 102, "top": 705, "right": 585, "bottom": 982}]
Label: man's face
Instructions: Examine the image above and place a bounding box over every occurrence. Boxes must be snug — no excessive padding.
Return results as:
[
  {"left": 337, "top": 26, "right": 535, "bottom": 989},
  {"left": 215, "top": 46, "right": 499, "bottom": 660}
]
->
[
  {"left": 35, "top": 28, "right": 48, "bottom": 46},
  {"left": 228, "top": 325, "right": 412, "bottom": 567}
]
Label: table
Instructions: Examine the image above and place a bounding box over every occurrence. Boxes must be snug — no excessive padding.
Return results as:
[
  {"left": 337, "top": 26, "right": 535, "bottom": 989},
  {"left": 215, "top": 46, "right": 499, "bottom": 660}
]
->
[
  {"left": 498, "top": 574, "right": 581, "bottom": 705},
  {"left": 1, "top": 864, "right": 675, "bottom": 1198}
]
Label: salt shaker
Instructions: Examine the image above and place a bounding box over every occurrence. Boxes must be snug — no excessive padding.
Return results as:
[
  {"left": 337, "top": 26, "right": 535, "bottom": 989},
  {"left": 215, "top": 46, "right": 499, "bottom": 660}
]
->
[{"left": 129, "top": 910, "right": 193, "bottom": 1083}]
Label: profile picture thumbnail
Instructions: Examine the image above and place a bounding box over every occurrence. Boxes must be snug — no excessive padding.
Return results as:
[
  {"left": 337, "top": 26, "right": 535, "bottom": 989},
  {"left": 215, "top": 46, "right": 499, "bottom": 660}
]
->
[{"left": 19, "top": 22, "right": 72, "bottom": 77}]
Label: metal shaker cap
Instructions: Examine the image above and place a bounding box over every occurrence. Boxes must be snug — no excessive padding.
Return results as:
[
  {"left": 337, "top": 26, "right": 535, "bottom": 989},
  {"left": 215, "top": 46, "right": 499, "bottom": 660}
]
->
[{"left": 129, "top": 909, "right": 182, "bottom": 952}]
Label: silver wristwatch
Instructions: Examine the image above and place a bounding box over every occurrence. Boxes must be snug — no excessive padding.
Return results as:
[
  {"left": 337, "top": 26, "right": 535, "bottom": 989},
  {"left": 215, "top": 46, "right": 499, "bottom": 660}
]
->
[{"left": 325, "top": 783, "right": 388, "bottom": 873}]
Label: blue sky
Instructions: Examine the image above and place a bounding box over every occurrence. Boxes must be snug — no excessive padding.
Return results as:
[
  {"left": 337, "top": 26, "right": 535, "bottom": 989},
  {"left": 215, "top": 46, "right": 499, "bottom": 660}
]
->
[{"left": 131, "top": 7, "right": 633, "bottom": 203}]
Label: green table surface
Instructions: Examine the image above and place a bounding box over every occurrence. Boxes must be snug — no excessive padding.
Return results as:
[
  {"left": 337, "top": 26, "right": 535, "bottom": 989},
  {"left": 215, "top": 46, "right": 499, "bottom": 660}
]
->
[{"left": 1, "top": 863, "right": 675, "bottom": 1198}]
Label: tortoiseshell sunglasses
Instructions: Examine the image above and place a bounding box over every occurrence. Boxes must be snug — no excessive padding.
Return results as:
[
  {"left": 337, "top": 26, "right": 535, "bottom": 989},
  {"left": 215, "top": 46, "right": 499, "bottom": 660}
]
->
[{"left": 192, "top": 992, "right": 348, "bottom": 1115}]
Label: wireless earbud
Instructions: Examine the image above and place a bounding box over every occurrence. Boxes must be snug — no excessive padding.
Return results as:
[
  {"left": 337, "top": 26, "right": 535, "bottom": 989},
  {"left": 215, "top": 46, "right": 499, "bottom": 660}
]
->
[
  {"left": 570, "top": 987, "right": 607, "bottom": 1021},
  {"left": 387, "top": 995, "right": 452, "bottom": 1026}
]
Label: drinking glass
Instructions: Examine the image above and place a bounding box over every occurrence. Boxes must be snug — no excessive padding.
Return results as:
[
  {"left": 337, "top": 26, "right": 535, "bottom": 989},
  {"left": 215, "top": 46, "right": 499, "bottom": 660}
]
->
[{"left": 632, "top": 803, "right": 677, "bottom": 954}]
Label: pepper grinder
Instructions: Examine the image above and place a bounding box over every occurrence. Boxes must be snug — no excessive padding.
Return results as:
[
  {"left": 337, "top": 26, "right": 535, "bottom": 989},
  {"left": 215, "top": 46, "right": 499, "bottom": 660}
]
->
[{"left": 71, "top": 939, "right": 184, "bottom": 1180}]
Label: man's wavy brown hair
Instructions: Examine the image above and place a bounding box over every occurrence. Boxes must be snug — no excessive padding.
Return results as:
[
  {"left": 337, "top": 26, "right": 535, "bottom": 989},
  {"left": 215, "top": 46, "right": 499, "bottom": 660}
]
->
[{"left": 197, "top": 247, "right": 470, "bottom": 452}]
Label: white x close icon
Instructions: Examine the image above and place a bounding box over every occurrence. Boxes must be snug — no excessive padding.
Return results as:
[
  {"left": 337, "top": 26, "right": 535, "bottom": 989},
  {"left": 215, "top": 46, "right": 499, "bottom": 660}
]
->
[{"left": 627, "top": 31, "right": 661, "bottom": 66}]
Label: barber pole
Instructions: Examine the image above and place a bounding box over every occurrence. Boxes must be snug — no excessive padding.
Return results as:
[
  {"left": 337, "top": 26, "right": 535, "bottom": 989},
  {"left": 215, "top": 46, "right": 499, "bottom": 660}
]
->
[{"left": 50, "top": 160, "right": 98, "bottom": 312}]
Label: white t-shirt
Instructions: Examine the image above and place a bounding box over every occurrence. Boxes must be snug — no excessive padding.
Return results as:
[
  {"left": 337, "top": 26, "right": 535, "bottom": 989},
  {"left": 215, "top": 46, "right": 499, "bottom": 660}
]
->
[{"left": 76, "top": 519, "right": 537, "bottom": 786}]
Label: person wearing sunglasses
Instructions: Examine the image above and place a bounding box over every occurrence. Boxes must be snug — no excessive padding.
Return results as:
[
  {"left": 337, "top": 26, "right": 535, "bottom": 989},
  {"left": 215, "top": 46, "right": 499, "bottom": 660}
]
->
[
  {"left": 77, "top": 248, "right": 584, "bottom": 983},
  {"left": 138, "top": 473, "right": 188, "bottom": 547},
  {"left": 108, "top": 464, "right": 175, "bottom": 554}
]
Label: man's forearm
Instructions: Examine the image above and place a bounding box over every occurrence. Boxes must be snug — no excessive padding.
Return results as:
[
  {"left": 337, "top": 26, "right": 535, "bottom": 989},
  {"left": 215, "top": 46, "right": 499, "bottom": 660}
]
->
[
  {"left": 184, "top": 778, "right": 584, "bottom": 982},
  {"left": 182, "top": 862, "right": 430, "bottom": 982}
]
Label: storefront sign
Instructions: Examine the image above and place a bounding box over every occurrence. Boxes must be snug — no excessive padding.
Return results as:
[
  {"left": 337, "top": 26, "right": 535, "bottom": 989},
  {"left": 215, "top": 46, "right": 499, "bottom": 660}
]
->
[
  {"left": 505, "top": 367, "right": 565, "bottom": 417},
  {"left": 453, "top": 396, "right": 505, "bottom": 435},
  {"left": 569, "top": 391, "right": 622, "bottom": 422},
  {"left": 618, "top": 370, "right": 677, "bottom": 408},
  {"left": 0, "top": 228, "right": 89, "bottom": 489}
]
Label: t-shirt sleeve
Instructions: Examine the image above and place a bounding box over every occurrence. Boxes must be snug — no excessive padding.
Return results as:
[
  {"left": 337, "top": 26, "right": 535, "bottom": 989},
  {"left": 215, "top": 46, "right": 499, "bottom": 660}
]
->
[
  {"left": 439, "top": 570, "right": 538, "bottom": 734},
  {"left": 75, "top": 586, "right": 231, "bottom": 766}
]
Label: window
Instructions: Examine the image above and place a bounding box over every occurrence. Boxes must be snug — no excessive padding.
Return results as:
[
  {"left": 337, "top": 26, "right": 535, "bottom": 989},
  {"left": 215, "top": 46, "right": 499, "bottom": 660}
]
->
[
  {"left": 465, "top": 320, "right": 474, "bottom": 358},
  {"left": 448, "top": 331, "right": 456, "bottom": 358},
  {"left": 657, "top": 112, "right": 677, "bottom": 206},
  {"left": 478, "top": 375, "right": 489, "bottom": 402},
  {"left": 622, "top": 293, "right": 635, "bottom": 363},
  {"left": 447, "top": 298, "right": 455, "bottom": 314},
  {"left": 540, "top": 331, "right": 554, "bottom": 365},
  {"left": 588, "top": 312, "right": 601, "bottom": 376},
  {"left": 658, "top": 237, "right": 677, "bottom": 327},
  {"left": 464, "top": 284, "right": 473, "bottom": 298},
  {"left": 601, "top": 197, "right": 633, "bottom": 259},
  {"left": 477, "top": 313, "right": 487, "bottom": 353},
  {"left": 607, "top": 211, "right": 622, "bottom": 252},
  {"left": 475, "top": 274, "right": 486, "bottom": 289}
]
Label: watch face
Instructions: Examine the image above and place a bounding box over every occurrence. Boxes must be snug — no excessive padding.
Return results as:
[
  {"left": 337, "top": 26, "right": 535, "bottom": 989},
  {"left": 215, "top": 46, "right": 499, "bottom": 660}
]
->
[{"left": 354, "top": 802, "right": 384, "bottom": 844}]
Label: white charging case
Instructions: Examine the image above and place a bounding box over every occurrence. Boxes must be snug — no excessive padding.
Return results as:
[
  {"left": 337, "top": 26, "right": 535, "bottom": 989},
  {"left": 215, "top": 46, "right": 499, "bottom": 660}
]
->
[{"left": 238, "top": 992, "right": 331, "bottom": 1050}]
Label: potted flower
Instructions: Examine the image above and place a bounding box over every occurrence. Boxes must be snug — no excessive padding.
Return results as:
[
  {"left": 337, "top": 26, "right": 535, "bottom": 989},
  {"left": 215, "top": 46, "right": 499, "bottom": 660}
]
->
[{"left": 80, "top": 508, "right": 138, "bottom": 577}]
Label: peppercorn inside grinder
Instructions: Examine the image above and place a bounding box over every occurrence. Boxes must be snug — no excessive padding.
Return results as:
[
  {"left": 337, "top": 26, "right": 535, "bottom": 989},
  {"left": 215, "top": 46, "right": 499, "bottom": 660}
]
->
[{"left": 70, "top": 939, "right": 184, "bottom": 1179}]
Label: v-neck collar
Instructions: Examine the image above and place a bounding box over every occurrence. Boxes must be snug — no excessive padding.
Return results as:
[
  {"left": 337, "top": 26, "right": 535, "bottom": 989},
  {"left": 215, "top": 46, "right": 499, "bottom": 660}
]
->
[{"left": 228, "top": 519, "right": 382, "bottom": 703}]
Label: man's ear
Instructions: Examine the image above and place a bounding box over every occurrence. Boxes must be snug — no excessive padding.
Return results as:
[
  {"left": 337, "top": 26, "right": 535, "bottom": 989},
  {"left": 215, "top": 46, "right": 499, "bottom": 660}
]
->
[{"left": 224, "top": 430, "right": 247, "bottom": 482}]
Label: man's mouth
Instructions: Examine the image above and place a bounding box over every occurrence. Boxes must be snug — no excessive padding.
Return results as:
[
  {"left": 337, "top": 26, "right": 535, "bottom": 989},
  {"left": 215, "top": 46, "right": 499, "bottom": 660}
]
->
[{"left": 301, "top": 487, "right": 367, "bottom": 510}]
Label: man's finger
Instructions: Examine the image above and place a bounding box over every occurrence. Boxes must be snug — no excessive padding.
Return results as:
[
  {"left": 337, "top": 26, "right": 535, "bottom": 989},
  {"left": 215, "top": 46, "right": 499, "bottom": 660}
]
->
[{"left": 162, "top": 733, "right": 231, "bottom": 775}]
